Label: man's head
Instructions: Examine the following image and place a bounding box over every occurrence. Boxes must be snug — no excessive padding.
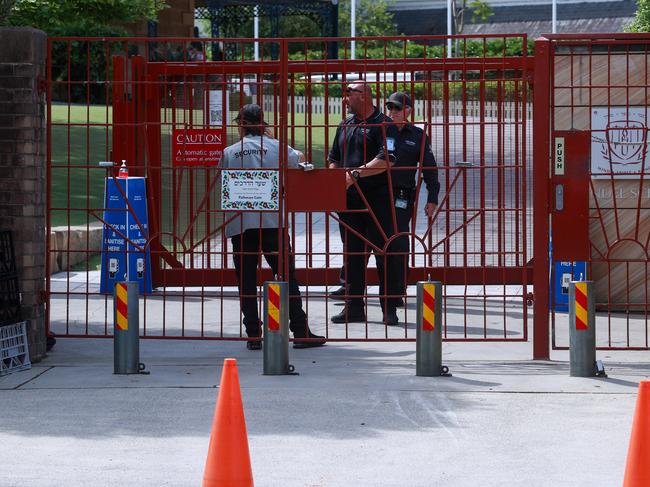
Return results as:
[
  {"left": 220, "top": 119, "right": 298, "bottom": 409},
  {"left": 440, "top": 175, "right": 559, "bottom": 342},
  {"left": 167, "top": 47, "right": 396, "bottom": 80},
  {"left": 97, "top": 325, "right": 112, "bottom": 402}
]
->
[
  {"left": 385, "top": 91, "right": 412, "bottom": 124},
  {"left": 235, "top": 104, "right": 266, "bottom": 136},
  {"left": 344, "top": 81, "right": 374, "bottom": 118}
]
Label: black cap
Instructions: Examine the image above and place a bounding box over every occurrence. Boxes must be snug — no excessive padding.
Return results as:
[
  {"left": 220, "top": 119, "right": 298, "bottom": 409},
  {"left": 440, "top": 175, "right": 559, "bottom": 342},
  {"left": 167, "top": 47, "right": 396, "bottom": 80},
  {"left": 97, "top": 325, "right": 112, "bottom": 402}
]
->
[
  {"left": 385, "top": 92, "right": 412, "bottom": 110},
  {"left": 234, "top": 104, "right": 264, "bottom": 124}
]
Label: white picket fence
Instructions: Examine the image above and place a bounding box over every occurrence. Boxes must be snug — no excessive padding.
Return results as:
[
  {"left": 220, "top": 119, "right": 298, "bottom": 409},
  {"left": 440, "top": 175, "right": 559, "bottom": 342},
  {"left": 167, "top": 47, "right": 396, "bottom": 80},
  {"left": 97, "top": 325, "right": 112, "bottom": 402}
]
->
[{"left": 262, "top": 96, "right": 532, "bottom": 120}]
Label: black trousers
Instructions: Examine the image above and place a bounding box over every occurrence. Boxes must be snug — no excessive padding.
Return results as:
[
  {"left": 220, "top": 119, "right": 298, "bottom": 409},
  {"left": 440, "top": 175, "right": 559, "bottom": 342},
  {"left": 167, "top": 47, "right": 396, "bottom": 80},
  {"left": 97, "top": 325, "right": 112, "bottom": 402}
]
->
[
  {"left": 338, "top": 189, "right": 407, "bottom": 312},
  {"left": 231, "top": 228, "right": 307, "bottom": 337}
]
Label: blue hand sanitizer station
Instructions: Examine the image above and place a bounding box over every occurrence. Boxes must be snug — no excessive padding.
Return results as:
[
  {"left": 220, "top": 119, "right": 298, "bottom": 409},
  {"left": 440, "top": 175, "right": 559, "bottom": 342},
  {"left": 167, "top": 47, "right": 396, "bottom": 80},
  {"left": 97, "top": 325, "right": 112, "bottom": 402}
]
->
[
  {"left": 549, "top": 238, "right": 586, "bottom": 312},
  {"left": 100, "top": 163, "right": 152, "bottom": 294}
]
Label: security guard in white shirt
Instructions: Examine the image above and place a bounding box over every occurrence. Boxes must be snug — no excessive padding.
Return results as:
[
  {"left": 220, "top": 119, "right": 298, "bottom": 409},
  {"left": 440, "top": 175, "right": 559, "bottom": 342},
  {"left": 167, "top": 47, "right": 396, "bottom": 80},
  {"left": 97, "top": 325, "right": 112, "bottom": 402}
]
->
[{"left": 222, "top": 104, "right": 326, "bottom": 350}]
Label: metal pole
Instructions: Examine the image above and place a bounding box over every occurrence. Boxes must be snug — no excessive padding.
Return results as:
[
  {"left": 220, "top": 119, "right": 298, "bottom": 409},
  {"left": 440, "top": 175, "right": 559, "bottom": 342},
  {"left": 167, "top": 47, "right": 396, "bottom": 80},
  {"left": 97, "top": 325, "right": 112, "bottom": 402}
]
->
[
  {"left": 447, "top": 0, "right": 453, "bottom": 57},
  {"left": 568, "top": 281, "right": 596, "bottom": 377},
  {"left": 254, "top": 5, "right": 259, "bottom": 61},
  {"left": 416, "top": 281, "right": 448, "bottom": 377},
  {"left": 263, "top": 281, "right": 290, "bottom": 375},
  {"left": 350, "top": 0, "right": 356, "bottom": 60},
  {"left": 532, "top": 38, "right": 551, "bottom": 360},
  {"left": 114, "top": 281, "right": 140, "bottom": 374},
  {"left": 552, "top": 0, "right": 557, "bottom": 34}
]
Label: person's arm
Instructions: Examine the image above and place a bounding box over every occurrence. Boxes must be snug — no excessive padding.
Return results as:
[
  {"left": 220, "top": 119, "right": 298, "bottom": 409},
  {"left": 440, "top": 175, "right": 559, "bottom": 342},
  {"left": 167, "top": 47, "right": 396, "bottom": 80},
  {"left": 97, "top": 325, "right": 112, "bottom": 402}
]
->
[
  {"left": 220, "top": 148, "right": 230, "bottom": 168},
  {"left": 421, "top": 135, "right": 440, "bottom": 217},
  {"left": 328, "top": 126, "right": 342, "bottom": 169},
  {"left": 345, "top": 155, "right": 393, "bottom": 188},
  {"left": 345, "top": 125, "right": 395, "bottom": 187},
  {"left": 286, "top": 146, "right": 303, "bottom": 169}
]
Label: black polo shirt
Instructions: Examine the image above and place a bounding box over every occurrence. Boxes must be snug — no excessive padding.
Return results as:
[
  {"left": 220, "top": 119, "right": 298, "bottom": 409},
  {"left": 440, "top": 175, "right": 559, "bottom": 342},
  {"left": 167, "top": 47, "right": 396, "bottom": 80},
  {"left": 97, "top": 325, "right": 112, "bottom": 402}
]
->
[
  {"left": 328, "top": 108, "right": 396, "bottom": 192},
  {"left": 378, "top": 123, "right": 440, "bottom": 205}
]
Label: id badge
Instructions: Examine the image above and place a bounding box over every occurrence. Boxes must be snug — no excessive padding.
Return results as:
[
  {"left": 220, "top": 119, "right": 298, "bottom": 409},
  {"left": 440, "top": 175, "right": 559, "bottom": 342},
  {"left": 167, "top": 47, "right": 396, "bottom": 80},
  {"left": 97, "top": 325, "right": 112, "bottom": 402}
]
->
[
  {"left": 386, "top": 137, "right": 395, "bottom": 152},
  {"left": 395, "top": 197, "right": 408, "bottom": 209}
]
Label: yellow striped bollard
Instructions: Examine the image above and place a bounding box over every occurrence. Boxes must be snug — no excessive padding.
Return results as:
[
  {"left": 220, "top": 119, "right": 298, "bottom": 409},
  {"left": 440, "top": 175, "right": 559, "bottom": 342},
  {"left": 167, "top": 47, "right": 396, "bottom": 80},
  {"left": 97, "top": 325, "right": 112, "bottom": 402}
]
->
[
  {"left": 569, "top": 280, "right": 600, "bottom": 377},
  {"left": 113, "top": 281, "right": 146, "bottom": 374},
  {"left": 263, "top": 281, "right": 292, "bottom": 375},
  {"left": 416, "top": 281, "right": 449, "bottom": 377}
]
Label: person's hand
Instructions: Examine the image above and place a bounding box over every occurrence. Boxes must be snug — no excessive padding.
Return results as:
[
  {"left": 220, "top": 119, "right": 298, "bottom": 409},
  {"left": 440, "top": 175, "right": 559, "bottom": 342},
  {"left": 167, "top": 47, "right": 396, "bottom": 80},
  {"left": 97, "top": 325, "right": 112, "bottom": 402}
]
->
[
  {"left": 345, "top": 172, "right": 354, "bottom": 189},
  {"left": 424, "top": 202, "right": 437, "bottom": 218}
]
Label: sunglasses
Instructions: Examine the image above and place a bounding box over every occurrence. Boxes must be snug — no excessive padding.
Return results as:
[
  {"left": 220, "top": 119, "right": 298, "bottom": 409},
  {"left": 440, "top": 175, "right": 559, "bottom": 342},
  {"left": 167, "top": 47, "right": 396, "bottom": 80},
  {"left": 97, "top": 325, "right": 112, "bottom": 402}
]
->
[
  {"left": 345, "top": 87, "right": 364, "bottom": 94},
  {"left": 386, "top": 103, "right": 403, "bottom": 111}
]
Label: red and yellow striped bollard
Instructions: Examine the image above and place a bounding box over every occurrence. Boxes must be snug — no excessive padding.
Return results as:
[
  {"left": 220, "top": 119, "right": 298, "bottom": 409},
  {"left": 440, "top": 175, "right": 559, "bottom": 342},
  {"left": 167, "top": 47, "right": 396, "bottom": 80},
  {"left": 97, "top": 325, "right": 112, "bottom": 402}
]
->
[
  {"left": 569, "top": 280, "right": 596, "bottom": 377},
  {"left": 113, "top": 281, "right": 141, "bottom": 374},
  {"left": 416, "top": 281, "right": 448, "bottom": 377},
  {"left": 263, "top": 281, "right": 289, "bottom": 375}
]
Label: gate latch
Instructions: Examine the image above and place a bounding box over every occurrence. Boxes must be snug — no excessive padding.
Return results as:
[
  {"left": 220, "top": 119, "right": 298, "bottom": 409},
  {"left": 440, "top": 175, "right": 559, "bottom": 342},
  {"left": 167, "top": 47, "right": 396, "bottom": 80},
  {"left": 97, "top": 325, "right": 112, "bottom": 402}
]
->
[{"left": 555, "top": 184, "right": 564, "bottom": 211}]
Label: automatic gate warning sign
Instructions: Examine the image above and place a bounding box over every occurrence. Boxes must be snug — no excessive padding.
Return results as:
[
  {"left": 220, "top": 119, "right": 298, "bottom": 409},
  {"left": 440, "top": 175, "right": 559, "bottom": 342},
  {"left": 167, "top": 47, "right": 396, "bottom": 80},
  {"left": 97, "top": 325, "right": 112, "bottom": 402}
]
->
[{"left": 172, "top": 128, "right": 224, "bottom": 166}]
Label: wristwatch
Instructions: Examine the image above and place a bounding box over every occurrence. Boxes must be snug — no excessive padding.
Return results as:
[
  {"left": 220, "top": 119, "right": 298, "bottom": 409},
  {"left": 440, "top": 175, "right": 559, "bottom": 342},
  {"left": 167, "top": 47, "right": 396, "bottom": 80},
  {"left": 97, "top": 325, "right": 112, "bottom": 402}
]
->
[{"left": 351, "top": 170, "right": 361, "bottom": 180}]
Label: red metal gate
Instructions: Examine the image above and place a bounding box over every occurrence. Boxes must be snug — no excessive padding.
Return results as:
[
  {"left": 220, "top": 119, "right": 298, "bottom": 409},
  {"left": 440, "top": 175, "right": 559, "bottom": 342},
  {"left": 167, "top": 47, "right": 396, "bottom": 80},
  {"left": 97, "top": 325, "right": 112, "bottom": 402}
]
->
[
  {"left": 538, "top": 33, "right": 650, "bottom": 351},
  {"left": 46, "top": 35, "right": 534, "bottom": 346}
]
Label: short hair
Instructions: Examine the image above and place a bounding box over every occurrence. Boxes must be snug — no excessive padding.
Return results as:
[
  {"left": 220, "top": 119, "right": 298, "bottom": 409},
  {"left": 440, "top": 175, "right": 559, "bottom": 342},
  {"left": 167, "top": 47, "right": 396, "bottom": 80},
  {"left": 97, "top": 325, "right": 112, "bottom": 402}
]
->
[{"left": 347, "top": 80, "right": 374, "bottom": 98}]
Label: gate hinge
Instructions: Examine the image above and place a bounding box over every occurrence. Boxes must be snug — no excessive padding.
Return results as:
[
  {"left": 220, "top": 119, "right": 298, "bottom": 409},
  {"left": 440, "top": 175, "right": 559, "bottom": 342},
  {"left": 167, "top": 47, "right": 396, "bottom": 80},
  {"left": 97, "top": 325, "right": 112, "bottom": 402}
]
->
[{"left": 526, "top": 292, "right": 534, "bottom": 305}]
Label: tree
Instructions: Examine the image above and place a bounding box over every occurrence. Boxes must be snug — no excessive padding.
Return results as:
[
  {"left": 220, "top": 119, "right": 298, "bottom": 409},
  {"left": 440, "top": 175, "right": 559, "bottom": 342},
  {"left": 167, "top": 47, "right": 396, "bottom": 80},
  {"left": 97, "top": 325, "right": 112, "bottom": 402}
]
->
[
  {"left": 452, "top": 0, "right": 494, "bottom": 36},
  {"left": 0, "top": 0, "right": 15, "bottom": 26},
  {"left": 627, "top": 0, "right": 650, "bottom": 32},
  {"left": 8, "top": 0, "right": 167, "bottom": 102},
  {"left": 338, "top": 0, "right": 398, "bottom": 38},
  {"left": 8, "top": 0, "right": 166, "bottom": 36}
]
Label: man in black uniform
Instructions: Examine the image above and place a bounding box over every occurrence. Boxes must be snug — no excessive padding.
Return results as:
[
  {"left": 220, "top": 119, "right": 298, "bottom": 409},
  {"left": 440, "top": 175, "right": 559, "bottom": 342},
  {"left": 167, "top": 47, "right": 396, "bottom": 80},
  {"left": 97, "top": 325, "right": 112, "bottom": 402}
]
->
[
  {"left": 328, "top": 81, "right": 398, "bottom": 324},
  {"left": 379, "top": 92, "right": 440, "bottom": 316}
]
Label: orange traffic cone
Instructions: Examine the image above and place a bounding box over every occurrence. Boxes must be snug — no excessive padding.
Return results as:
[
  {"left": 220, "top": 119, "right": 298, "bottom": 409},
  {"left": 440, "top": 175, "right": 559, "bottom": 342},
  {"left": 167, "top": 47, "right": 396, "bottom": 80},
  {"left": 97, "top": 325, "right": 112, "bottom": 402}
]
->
[
  {"left": 203, "top": 358, "right": 254, "bottom": 487},
  {"left": 623, "top": 380, "right": 650, "bottom": 487}
]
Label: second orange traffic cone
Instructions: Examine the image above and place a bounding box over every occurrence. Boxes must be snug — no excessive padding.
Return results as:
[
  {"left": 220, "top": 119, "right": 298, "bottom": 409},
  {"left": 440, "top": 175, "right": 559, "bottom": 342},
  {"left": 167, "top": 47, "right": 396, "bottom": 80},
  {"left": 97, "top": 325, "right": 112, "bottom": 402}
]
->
[
  {"left": 203, "top": 358, "right": 254, "bottom": 487},
  {"left": 623, "top": 380, "right": 650, "bottom": 487}
]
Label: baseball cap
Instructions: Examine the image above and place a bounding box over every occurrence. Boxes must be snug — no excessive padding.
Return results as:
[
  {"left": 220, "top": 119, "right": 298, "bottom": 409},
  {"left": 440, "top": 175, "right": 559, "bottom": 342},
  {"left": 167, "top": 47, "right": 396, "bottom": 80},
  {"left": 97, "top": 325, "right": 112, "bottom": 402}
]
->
[
  {"left": 385, "top": 92, "right": 412, "bottom": 110},
  {"left": 234, "top": 104, "right": 265, "bottom": 124}
]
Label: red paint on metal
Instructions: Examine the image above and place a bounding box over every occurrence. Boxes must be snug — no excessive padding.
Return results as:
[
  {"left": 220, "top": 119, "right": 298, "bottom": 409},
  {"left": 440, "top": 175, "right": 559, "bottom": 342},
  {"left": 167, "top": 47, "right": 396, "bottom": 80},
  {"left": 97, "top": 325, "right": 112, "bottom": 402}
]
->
[
  {"left": 268, "top": 286, "right": 280, "bottom": 309},
  {"left": 551, "top": 131, "right": 590, "bottom": 261},
  {"left": 533, "top": 37, "right": 552, "bottom": 360},
  {"left": 575, "top": 287, "right": 588, "bottom": 311},
  {"left": 45, "top": 34, "right": 535, "bottom": 346}
]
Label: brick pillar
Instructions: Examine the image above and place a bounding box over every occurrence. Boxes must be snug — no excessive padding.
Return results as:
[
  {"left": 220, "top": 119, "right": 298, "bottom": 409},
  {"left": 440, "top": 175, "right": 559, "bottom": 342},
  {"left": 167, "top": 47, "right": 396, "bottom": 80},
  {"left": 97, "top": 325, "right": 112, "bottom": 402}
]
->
[{"left": 0, "top": 27, "right": 47, "bottom": 361}]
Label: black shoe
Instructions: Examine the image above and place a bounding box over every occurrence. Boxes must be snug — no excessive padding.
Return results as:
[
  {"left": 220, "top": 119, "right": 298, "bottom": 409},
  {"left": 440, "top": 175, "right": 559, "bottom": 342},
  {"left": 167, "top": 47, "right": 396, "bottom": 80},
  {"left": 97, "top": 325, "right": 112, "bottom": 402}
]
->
[
  {"left": 331, "top": 307, "right": 366, "bottom": 324},
  {"left": 293, "top": 330, "right": 326, "bottom": 349},
  {"left": 246, "top": 339, "right": 262, "bottom": 350},
  {"left": 46, "top": 333, "right": 57, "bottom": 352},
  {"left": 330, "top": 286, "right": 347, "bottom": 300},
  {"left": 383, "top": 311, "right": 399, "bottom": 327}
]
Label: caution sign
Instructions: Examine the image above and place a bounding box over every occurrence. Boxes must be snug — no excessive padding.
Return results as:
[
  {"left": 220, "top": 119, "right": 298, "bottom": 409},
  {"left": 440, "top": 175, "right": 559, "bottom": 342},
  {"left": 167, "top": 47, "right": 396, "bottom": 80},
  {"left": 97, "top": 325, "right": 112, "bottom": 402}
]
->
[
  {"left": 422, "top": 283, "right": 435, "bottom": 331},
  {"left": 172, "top": 128, "right": 224, "bottom": 166},
  {"left": 267, "top": 283, "right": 280, "bottom": 332},
  {"left": 574, "top": 282, "right": 589, "bottom": 330},
  {"left": 115, "top": 282, "right": 128, "bottom": 331}
]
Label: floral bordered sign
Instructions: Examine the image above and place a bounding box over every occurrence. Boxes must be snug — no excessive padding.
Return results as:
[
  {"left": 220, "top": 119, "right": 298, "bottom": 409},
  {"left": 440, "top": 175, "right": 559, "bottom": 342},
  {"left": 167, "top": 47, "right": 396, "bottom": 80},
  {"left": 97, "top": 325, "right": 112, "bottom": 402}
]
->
[{"left": 221, "top": 170, "right": 279, "bottom": 210}]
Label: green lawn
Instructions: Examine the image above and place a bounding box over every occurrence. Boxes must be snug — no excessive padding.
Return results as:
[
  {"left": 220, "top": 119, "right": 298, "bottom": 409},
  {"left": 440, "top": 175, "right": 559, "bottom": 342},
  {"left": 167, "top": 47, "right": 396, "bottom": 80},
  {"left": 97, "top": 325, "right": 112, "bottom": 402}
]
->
[{"left": 50, "top": 104, "right": 335, "bottom": 227}]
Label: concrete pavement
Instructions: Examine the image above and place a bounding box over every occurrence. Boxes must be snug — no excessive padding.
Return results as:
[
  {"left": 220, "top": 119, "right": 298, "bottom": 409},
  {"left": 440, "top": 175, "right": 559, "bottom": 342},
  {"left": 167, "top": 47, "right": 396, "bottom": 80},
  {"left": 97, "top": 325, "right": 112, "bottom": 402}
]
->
[{"left": 1, "top": 337, "right": 648, "bottom": 486}]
